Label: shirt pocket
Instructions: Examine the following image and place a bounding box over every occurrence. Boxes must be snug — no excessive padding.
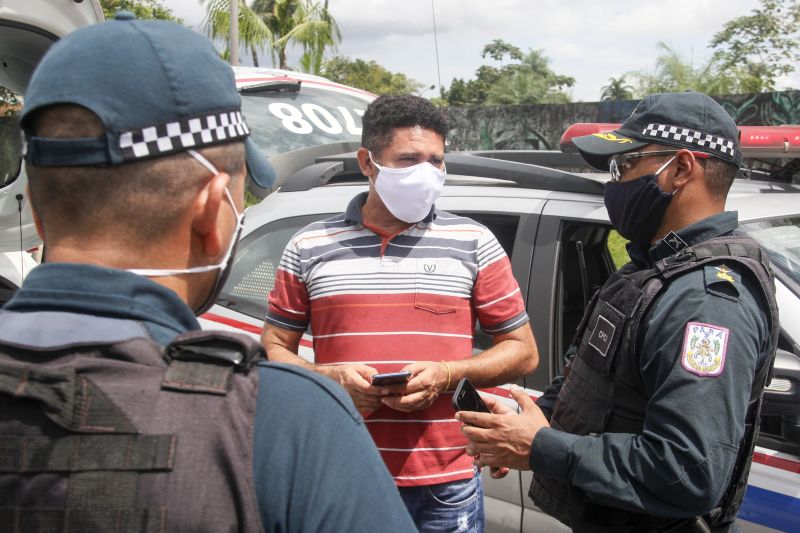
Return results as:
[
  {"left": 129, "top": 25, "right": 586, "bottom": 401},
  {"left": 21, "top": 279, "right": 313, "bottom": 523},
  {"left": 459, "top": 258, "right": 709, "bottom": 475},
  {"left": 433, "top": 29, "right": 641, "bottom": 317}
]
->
[{"left": 414, "top": 259, "right": 468, "bottom": 315}]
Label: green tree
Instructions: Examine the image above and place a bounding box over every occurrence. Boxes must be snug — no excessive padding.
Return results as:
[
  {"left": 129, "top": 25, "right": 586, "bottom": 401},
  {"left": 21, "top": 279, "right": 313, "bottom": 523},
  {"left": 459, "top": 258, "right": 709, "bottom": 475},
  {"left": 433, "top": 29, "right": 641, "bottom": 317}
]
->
[
  {"left": 710, "top": 0, "right": 800, "bottom": 92},
  {"left": 202, "top": 0, "right": 272, "bottom": 66},
  {"left": 445, "top": 40, "right": 573, "bottom": 106},
  {"left": 100, "top": 0, "right": 179, "bottom": 21},
  {"left": 323, "top": 56, "right": 424, "bottom": 95},
  {"left": 481, "top": 39, "right": 524, "bottom": 63},
  {"left": 0, "top": 87, "right": 20, "bottom": 116},
  {"left": 629, "top": 43, "right": 740, "bottom": 96},
  {"left": 202, "top": 0, "right": 340, "bottom": 70},
  {"left": 600, "top": 76, "right": 634, "bottom": 101}
]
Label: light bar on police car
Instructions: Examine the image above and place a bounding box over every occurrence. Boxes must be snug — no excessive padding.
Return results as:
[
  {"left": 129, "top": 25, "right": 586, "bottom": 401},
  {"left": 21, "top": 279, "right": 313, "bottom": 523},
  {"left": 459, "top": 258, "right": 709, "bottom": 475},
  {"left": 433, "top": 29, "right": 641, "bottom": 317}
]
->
[{"left": 561, "top": 123, "right": 800, "bottom": 159}]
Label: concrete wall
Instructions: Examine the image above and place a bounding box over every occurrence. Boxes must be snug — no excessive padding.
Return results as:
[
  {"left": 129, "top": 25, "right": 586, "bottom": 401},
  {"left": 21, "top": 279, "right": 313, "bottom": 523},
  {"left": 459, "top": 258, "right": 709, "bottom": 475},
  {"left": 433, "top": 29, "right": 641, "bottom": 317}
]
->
[{"left": 445, "top": 91, "right": 800, "bottom": 152}]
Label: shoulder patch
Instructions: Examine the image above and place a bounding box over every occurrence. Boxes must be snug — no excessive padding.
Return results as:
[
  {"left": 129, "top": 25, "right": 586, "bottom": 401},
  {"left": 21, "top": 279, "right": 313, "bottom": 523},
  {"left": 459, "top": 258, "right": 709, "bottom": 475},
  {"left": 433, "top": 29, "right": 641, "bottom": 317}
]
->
[
  {"left": 704, "top": 264, "right": 740, "bottom": 301},
  {"left": 681, "top": 322, "right": 729, "bottom": 377}
]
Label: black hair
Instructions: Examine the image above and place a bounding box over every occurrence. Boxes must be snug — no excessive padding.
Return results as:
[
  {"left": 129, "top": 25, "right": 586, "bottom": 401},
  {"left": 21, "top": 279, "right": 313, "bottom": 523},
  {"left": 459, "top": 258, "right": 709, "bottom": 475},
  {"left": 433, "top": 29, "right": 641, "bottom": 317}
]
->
[
  {"left": 361, "top": 95, "right": 448, "bottom": 156},
  {"left": 700, "top": 157, "right": 739, "bottom": 200},
  {"left": 26, "top": 104, "right": 244, "bottom": 246}
]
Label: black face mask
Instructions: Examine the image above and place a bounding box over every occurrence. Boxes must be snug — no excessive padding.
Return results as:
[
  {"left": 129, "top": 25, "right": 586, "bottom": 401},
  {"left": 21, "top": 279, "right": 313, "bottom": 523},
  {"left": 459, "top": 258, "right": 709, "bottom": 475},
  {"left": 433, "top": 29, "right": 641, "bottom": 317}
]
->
[{"left": 604, "top": 174, "right": 673, "bottom": 246}]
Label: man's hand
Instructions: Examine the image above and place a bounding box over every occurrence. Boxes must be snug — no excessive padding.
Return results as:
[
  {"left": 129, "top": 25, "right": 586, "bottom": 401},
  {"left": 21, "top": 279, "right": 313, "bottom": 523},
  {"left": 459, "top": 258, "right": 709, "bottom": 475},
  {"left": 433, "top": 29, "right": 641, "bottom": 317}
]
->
[
  {"left": 326, "top": 363, "right": 383, "bottom": 416},
  {"left": 380, "top": 361, "right": 446, "bottom": 412},
  {"left": 456, "top": 388, "right": 549, "bottom": 472}
]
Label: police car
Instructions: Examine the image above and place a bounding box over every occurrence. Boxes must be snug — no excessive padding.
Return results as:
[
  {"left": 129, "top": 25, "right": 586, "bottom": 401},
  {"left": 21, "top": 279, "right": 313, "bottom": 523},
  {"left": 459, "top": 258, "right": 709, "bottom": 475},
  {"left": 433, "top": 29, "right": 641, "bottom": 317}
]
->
[
  {"left": 0, "top": 0, "right": 104, "bottom": 302},
  {"left": 0, "top": 0, "right": 373, "bottom": 302},
  {"left": 2, "top": 1, "right": 797, "bottom": 529},
  {"left": 201, "top": 128, "right": 800, "bottom": 532}
]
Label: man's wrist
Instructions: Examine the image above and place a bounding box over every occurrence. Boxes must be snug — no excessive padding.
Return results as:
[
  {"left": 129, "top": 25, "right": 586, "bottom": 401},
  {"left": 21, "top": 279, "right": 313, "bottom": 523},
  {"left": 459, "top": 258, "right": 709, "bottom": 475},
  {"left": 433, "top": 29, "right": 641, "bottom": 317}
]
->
[
  {"left": 529, "top": 427, "right": 579, "bottom": 481},
  {"left": 439, "top": 361, "right": 452, "bottom": 392}
]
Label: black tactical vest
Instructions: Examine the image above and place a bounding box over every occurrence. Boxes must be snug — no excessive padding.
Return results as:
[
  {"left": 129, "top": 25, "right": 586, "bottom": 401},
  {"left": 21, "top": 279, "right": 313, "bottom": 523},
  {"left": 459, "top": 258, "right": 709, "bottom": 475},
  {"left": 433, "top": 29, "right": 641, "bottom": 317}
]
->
[
  {"left": 0, "top": 311, "right": 265, "bottom": 533},
  {"left": 529, "top": 235, "right": 780, "bottom": 533}
]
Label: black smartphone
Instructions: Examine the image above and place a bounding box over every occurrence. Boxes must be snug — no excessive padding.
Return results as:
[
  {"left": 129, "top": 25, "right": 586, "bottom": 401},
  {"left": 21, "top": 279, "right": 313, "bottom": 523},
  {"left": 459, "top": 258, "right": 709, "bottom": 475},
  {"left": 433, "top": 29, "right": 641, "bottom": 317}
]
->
[
  {"left": 371, "top": 371, "right": 412, "bottom": 386},
  {"left": 451, "top": 378, "right": 491, "bottom": 413}
]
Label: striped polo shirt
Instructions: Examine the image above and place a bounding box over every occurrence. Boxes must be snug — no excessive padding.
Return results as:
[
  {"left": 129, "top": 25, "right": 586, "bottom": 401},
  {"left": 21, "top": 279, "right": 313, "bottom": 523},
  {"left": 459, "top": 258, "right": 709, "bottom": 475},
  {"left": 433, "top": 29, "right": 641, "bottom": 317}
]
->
[{"left": 266, "top": 192, "right": 529, "bottom": 486}]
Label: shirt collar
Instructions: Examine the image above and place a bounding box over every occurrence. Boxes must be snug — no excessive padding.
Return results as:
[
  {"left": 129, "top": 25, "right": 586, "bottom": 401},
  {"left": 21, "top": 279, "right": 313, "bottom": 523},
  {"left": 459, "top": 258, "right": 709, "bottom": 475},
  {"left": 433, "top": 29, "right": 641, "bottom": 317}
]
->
[
  {"left": 628, "top": 211, "right": 739, "bottom": 266},
  {"left": 4, "top": 263, "right": 200, "bottom": 338},
  {"left": 343, "top": 191, "right": 438, "bottom": 225}
]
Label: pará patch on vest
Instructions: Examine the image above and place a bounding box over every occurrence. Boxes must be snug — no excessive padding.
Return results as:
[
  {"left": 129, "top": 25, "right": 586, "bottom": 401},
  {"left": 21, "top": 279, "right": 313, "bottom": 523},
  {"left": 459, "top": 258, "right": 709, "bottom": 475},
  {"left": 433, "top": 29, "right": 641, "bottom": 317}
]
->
[
  {"left": 704, "top": 263, "right": 740, "bottom": 301},
  {"left": 681, "top": 322, "right": 729, "bottom": 377}
]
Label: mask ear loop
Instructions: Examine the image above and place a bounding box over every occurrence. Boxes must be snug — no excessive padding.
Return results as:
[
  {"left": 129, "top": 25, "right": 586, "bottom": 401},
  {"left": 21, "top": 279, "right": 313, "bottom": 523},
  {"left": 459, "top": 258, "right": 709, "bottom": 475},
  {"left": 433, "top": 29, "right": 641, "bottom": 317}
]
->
[
  {"left": 127, "top": 150, "right": 243, "bottom": 277},
  {"left": 653, "top": 155, "right": 681, "bottom": 196}
]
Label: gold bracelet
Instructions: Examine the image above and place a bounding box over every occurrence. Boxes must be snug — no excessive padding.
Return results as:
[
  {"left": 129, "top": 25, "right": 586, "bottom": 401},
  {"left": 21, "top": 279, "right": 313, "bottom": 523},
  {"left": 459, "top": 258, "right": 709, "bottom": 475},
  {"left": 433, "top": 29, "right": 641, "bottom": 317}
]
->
[{"left": 440, "top": 360, "right": 452, "bottom": 393}]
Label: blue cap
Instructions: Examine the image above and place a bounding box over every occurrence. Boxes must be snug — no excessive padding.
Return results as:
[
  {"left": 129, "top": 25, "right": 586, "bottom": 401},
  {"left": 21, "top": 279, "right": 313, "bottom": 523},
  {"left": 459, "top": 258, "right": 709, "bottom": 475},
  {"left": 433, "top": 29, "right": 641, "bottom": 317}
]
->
[
  {"left": 21, "top": 12, "right": 275, "bottom": 189},
  {"left": 573, "top": 91, "right": 742, "bottom": 171}
]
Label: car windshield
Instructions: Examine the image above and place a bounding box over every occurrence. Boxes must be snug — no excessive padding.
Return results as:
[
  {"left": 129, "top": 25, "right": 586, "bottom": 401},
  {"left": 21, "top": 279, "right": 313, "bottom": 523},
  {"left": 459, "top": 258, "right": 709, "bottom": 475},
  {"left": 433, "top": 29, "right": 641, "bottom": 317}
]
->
[
  {"left": 739, "top": 216, "right": 800, "bottom": 284},
  {"left": 0, "top": 111, "right": 22, "bottom": 188},
  {"left": 240, "top": 86, "right": 369, "bottom": 157}
]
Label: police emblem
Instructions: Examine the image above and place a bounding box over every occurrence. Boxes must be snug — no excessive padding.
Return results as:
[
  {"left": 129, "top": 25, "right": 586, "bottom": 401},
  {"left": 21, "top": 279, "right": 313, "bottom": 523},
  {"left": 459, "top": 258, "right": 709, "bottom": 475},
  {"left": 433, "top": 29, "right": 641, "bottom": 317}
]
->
[
  {"left": 681, "top": 322, "right": 729, "bottom": 377},
  {"left": 715, "top": 265, "right": 735, "bottom": 283}
]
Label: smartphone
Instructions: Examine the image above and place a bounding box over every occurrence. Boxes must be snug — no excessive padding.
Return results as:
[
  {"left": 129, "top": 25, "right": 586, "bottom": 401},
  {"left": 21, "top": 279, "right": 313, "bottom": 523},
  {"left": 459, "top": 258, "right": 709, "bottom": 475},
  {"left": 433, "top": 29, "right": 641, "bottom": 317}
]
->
[
  {"left": 451, "top": 378, "right": 491, "bottom": 413},
  {"left": 371, "top": 371, "right": 412, "bottom": 386}
]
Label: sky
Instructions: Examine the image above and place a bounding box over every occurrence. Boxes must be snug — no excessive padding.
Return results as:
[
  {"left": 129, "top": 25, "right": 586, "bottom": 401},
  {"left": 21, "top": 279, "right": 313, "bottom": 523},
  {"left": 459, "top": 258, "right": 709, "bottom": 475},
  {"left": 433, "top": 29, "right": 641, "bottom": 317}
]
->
[{"left": 161, "top": 0, "right": 799, "bottom": 102}]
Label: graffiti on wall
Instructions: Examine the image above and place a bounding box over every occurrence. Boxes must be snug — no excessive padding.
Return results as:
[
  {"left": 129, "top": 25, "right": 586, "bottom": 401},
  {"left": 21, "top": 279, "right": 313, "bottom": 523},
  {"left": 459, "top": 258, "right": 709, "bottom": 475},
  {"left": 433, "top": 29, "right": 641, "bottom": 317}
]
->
[{"left": 445, "top": 91, "right": 800, "bottom": 152}]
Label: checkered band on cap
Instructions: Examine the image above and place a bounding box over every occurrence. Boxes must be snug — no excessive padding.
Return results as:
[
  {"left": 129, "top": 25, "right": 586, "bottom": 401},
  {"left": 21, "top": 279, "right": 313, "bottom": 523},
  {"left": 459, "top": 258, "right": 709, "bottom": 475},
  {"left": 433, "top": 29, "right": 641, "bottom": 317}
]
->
[
  {"left": 119, "top": 110, "right": 250, "bottom": 161},
  {"left": 642, "top": 123, "right": 736, "bottom": 158}
]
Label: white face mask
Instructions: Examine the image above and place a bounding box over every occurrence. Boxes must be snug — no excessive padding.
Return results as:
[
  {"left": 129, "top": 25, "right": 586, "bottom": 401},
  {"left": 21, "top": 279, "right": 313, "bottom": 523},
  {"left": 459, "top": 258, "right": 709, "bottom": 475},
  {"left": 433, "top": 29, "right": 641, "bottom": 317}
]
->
[
  {"left": 127, "top": 149, "right": 244, "bottom": 314},
  {"left": 368, "top": 151, "right": 446, "bottom": 223}
]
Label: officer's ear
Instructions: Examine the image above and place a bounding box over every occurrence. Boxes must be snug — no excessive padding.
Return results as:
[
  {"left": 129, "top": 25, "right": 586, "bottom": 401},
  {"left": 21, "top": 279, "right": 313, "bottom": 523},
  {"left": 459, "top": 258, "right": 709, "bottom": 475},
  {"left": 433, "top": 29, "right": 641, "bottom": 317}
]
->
[
  {"left": 192, "top": 171, "right": 231, "bottom": 260},
  {"left": 671, "top": 149, "right": 696, "bottom": 190}
]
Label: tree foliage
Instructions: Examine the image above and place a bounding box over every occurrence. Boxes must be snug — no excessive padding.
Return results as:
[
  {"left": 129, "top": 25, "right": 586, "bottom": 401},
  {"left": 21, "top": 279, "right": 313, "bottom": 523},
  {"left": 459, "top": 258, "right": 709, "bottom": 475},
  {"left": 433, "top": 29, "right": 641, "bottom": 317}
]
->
[
  {"left": 626, "top": 0, "right": 800, "bottom": 97},
  {"left": 0, "top": 87, "right": 21, "bottom": 116},
  {"left": 201, "top": 0, "right": 340, "bottom": 71},
  {"left": 600, "top": 76, "right": 634, "bottom": 101},
  {"left": 444, "top": 40, "right": 574, "bottom": 106},
  {"left": 323, "top": 56, "right": 424, "bottom": 95},
  {"left": 630, "top": 42, "right": 753, "bottom": 96},
  {"left": 100, "top": 0, "right": 179, "bottom": 21},
  {"left": 710, "top": 0, "right": 800, "bottom": 92}
]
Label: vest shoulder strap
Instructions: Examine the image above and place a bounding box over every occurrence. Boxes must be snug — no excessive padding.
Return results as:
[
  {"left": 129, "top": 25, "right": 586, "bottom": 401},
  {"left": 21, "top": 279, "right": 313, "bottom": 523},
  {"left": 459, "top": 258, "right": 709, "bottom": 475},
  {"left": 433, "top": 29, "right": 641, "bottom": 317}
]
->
[{"left": 161, "top": 330, "right": 264, "bottom": 395}]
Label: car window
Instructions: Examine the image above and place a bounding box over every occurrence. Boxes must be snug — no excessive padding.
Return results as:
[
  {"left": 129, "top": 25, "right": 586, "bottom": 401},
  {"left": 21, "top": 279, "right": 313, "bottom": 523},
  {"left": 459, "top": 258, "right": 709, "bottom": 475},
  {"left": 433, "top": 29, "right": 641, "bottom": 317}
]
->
[
  {"left": 0, "top": 111, "right": 22, "bottom": 188},
  {"left": 241, "top": 87, "right": 369, "bottom": 158},
  {"left": 218, "top": 214, "right": 331, "bottom": 320},
  {"left": 739, "top": 216, "right": 800, "bottom": 286},
  {"left": 553, "top": 222, "right": 616, "bottom": 373}
]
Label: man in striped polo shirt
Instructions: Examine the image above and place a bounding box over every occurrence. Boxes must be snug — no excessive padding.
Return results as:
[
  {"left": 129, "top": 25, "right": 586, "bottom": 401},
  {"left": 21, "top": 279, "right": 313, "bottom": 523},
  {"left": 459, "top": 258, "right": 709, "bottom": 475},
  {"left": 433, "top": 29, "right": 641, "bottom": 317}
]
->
[{"left": 263, "top": 94, "right": 538, "bottom": 531}]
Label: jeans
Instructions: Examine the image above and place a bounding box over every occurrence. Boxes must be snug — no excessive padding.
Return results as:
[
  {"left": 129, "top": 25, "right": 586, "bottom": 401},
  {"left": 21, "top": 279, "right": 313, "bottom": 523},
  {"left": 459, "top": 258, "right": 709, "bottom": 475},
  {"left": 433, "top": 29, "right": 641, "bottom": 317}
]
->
[{"left": 397, "top": 471, "right": 484, "bottom": 532}]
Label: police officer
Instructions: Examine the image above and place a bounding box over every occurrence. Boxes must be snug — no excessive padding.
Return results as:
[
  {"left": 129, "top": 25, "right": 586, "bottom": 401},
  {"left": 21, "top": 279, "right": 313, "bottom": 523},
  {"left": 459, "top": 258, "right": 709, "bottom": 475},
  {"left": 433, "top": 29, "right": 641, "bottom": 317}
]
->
[
  {"left": 0, "top": 14, "right": 415, "bottom": 532},
  {"left": 457, "top": 91, "right": 778, "bottom": 532}
]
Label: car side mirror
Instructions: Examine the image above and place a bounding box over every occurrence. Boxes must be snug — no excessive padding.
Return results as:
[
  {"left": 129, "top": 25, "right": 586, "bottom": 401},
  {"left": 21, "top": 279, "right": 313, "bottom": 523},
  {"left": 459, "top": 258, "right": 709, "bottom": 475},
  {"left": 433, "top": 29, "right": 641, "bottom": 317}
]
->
[{"left": 762, "top": 348, "right": 800, "bottom": 446}]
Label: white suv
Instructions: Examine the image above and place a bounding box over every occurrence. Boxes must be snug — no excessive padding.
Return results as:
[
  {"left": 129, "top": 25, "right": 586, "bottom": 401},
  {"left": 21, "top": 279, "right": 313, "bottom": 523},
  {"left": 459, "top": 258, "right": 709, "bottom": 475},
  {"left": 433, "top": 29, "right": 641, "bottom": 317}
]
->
[{"left": 203, "top": 143, "right": 800, "bottom": 533}]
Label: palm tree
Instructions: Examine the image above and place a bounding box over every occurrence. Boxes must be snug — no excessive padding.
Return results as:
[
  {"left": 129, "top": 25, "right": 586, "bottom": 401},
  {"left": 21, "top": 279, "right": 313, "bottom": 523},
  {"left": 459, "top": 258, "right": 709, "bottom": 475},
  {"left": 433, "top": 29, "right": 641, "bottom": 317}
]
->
[
  {"left": 201, "top": 0, "right": 272, "bottom": 66},
  {"left": 600, "top": 76, "right": 634, "bottom": 101},
  {"left": 202, "top": 0, "right": 340, "bottom": 71}
]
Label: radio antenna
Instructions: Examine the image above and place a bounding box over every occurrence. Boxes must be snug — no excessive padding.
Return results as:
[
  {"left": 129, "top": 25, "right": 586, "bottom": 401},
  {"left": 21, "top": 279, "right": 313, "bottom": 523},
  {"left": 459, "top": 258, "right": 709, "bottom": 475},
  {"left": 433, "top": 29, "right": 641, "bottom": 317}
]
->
[{"left": 431, "top": 0, "right": 443, "bottom": 97}]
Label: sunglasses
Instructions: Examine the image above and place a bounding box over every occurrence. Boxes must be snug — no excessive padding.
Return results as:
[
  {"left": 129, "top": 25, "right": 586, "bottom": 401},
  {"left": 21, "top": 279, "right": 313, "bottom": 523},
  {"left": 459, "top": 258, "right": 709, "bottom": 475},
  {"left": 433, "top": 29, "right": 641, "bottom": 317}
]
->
[{"left": 609, "top": 149, "right": 710, "bottom": 182}]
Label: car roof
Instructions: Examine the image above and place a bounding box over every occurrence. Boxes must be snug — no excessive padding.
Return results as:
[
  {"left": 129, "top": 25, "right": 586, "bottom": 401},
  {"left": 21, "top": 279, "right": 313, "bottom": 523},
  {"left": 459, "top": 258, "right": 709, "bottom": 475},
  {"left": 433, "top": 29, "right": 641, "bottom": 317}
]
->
[
  {"left": 242, "top": 162, "right": 800, "bottom": 238},
  {"left": 232, "top": 65, "right": 375, "bottom": 101}
]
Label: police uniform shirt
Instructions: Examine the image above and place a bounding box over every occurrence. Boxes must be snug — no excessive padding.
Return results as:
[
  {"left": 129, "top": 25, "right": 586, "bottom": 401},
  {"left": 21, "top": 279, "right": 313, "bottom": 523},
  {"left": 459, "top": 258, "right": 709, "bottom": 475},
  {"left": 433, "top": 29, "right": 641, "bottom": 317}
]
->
[
  {"left": 1, "top": 263, "right": 416, "bottom": 532},
  {"left": 532, "top": 211, "right": 772, "bottom": 516}
]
